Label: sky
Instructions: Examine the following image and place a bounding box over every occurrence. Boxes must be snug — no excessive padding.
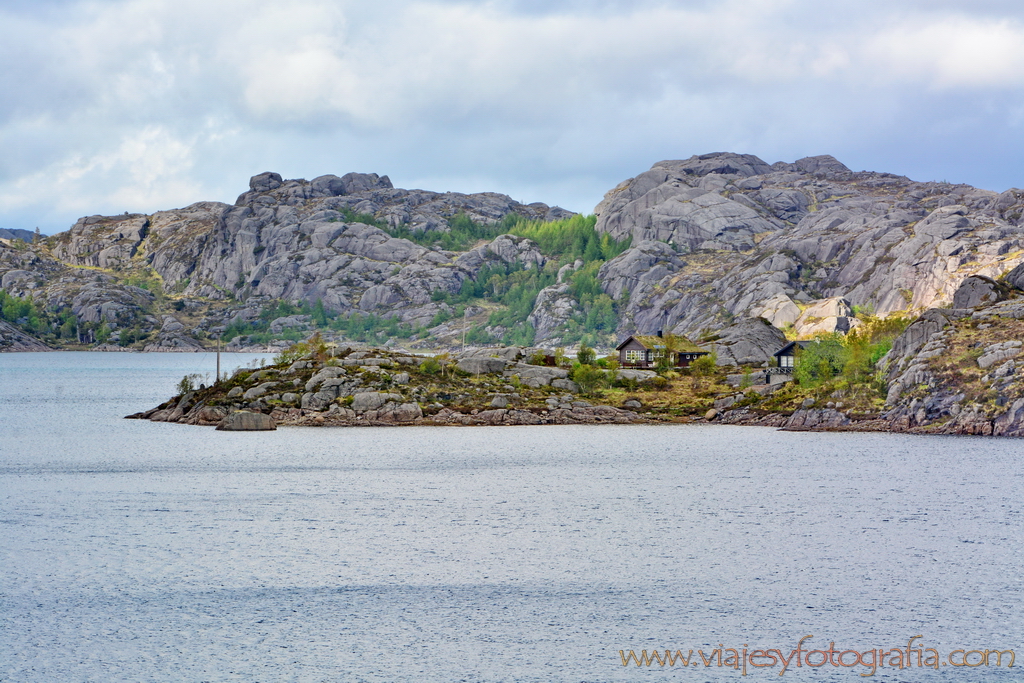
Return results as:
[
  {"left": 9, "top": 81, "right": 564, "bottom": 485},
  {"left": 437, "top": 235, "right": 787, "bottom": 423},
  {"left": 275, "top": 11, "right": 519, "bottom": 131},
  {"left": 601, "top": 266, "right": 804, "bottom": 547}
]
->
[{"left": 2, "top": 0, "right": 1024, "bottom": 235}]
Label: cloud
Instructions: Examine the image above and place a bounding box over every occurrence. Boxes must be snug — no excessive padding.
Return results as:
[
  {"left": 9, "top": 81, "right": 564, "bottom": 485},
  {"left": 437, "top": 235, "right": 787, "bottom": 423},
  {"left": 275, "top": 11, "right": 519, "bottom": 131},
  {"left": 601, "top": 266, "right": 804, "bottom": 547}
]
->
[
  {"left": 867, "top": 17, "right": 1024, "bottom": 88},
  {"left": 0, "top": 125, "right": 206, "bottom": 217},
  {"left": 1, "top": 0, "right": 1023, "bottom": 232}
]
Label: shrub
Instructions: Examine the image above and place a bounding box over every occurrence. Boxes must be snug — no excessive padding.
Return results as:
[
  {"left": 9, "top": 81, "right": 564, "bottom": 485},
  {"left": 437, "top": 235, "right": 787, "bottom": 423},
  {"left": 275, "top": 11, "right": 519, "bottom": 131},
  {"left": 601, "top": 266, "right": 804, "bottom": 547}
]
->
[
  {"left": 690, "top": 353, "right": 718, "bottom": 376},
  {"left": 571, "top": 364, "right": 608, "bottom": 396},
  {"left": 176, "top": 373, "right": 203, "bottom": 396},
  {"left": 419, "top": 357, "right": 442, "bottom": 375},
  {"left": 643, "top": 375, "right": 669, "bottom": 391}
]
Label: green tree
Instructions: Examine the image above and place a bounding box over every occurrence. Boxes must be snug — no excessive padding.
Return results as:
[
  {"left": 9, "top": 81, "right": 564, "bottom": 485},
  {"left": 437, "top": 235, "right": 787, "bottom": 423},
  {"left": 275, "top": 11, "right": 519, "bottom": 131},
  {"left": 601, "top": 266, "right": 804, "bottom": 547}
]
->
[
  {"left": 571, "top": 364, "right": 608, "bottom": 396},
  {"left": 576, "top": 344, "right": 596, "bottom": 365},
  {"left": 793, "top": 335, "right": 849, "bottom": 386}
]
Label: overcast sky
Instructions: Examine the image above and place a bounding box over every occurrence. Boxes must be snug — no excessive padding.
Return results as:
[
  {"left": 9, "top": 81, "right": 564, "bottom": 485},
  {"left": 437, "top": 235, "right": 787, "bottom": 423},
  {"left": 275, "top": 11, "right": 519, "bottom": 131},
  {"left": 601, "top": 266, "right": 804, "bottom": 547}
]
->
[{"left": 2, "top": 0, "right": 1024, "bottom": 234}]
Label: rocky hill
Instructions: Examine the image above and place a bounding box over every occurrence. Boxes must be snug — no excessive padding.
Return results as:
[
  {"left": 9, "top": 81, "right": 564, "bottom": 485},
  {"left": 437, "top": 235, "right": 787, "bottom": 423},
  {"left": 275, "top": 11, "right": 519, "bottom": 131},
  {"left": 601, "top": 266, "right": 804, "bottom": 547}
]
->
[
  {"left": 2, "top": 153, "right": 1024, "bottom": 360},
  {"left": 594, "top": 153, "right": 1024, "bottom": 340}
]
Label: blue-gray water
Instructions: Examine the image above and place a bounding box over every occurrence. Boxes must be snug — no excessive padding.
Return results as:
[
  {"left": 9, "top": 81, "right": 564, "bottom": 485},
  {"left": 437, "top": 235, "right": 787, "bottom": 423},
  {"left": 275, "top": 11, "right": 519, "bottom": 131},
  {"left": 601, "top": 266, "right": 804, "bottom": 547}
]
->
[{"left": 1, "top": 352, "right": 1022, "bottom": 682}]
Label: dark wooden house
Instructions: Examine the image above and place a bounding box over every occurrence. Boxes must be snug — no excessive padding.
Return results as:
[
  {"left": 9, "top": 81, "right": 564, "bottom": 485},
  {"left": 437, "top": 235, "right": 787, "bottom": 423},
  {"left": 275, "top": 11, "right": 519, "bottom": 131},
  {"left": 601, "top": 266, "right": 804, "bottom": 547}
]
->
[
  {"left": 616, "top": 333, "right": 709, "bottom": 369},
  {"left": 772, "top": 340, "right": 813, "bottom": 372}
]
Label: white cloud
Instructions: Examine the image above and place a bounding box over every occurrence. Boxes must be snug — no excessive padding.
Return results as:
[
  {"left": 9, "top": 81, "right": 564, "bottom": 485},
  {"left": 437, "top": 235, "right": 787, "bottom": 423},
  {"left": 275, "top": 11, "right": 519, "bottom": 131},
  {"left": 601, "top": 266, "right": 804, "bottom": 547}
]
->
[
  {"left": 867, "top": 17, "right": 1024, "bottom": 88},
  {"left": 0, "top": 126, "right": 203, "bottom": 216},
  {"left": 1, "top": 0, "right": 1024, "bottom": 231}
]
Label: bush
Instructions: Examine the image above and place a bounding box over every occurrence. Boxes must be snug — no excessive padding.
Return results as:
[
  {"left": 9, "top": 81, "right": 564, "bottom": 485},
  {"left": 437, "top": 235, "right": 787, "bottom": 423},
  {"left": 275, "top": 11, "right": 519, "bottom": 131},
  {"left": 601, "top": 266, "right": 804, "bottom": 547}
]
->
[
  {"left": 690, "top": 353, "right": 718, "bottom": 376},
  {"left": 274, "top": 340, "right": 311, "bottom": 365},
  {"left": 571, "top": 364, "right": 608, "bottom": 396},
  {"left": 176, "top": 373, "right": 203, "bottom": 396},
  {"left": 643, "top": 375, "right": 669, "bottom": 391},
  {"left": 419, "top": 357, "right": 442, "bottom": 375}
]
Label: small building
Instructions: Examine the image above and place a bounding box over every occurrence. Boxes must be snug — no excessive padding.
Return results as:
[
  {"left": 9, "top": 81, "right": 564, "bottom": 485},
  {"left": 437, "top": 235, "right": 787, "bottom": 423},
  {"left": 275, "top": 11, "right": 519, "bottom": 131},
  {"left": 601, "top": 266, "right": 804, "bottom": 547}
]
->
[
  {"left": 616, "top": 332, "right": 709, "bottom": 369},
  {"left": 772, "top": 340, "right": 813, "bottom": 372}
]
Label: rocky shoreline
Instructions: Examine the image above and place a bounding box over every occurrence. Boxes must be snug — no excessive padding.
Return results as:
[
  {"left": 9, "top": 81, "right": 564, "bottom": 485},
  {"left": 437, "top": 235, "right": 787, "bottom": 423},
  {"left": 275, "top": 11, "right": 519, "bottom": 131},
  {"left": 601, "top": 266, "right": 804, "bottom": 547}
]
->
[{"left": 126, "top": 344, "right": 649, "bottom": 430}]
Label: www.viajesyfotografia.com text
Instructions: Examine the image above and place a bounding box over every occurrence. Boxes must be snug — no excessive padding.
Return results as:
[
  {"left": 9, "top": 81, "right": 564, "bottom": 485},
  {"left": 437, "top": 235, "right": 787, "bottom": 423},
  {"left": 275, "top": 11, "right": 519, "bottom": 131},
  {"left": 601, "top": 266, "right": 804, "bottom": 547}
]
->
[{"left": 619, "top": 636, "right": 1014, "bottom": 676}]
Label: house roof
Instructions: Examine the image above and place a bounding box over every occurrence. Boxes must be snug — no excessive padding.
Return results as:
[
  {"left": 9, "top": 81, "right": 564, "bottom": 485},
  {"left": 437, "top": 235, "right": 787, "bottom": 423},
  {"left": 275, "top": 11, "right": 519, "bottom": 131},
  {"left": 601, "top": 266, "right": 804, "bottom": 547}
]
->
[
  {"left": 774, "top": 340, "right": 814, "bottom": 357},
  {"left": 616, "top": 334, "right": 707, "bottom": 353}
]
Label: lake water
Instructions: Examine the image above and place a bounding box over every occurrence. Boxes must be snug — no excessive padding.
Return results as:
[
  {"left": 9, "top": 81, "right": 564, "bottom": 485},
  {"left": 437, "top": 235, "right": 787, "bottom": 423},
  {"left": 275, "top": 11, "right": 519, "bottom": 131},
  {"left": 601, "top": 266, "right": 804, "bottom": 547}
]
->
[{"left": 1, "top": 352, "right": 1022, "bottom": 682}]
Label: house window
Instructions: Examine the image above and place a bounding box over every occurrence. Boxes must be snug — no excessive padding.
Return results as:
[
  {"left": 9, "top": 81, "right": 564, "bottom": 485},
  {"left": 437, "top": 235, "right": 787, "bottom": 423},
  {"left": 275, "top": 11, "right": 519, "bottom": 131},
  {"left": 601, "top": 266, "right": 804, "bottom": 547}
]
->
[
  {"left": 779, "top": 355, "right": 794, "bottom": 369},
  {"left": 625, "top": 350, "right": 645, "bottom": 363}
]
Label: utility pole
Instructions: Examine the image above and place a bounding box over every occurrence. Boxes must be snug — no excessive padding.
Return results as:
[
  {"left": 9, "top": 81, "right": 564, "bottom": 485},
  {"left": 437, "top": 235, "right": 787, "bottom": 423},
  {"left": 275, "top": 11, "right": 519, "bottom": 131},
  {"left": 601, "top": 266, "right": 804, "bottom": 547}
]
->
[{"left": 216, "top": 337, "right": 221, "bottom": 384}]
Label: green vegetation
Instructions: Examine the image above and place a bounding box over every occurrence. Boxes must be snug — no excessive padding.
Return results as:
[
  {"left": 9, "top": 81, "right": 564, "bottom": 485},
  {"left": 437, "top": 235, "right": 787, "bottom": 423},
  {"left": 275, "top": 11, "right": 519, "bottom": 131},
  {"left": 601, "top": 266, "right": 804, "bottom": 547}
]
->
[
  {"left": 220, "top": 297, "right": 428, "bottom": 346},
  {"left": 793, "top": 316, "right": 912, "bottom": 389},
  {"left": 421, "top": 214, "right": 631, "bottom": 346},
  {"left": 1, "top": 288, "right": 91, "bottom": 343}
]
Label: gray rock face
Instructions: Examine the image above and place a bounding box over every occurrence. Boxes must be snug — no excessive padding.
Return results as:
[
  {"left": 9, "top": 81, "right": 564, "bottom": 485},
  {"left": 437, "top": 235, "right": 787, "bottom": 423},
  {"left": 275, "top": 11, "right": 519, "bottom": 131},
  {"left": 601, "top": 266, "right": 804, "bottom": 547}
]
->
[
  {"left": 592, "top": 152, "right": 1024, "bottom": 342},
  {"left": 8, "top": 153, "right": 1024, "bottom": 352},
  {"left": 595, "top": 154, "right": 781, "bottom": 252},
  {"left": 216, "top": 411, "right": 277, "bottom": 431},
  {"left": 527, "top": 283, "right": 577, "bottom": 342},
  {"left": 598, "top": 240, "right": 685, "bottom": 301},
  {"left": 503, "top": 362, "right": 569, "bottom": 388},
  {"left": 0, "top": 320, "right": 51, "bottom": 352},
  {"left": 52, "top": 214, "right": 149, "bottom": 269},
  {"left": 456, "top": 357, "right": 506, "bottom": 374},
  {"left": 350, "top": 391, "right": 404, "bottom": 412},
  {"left": 550, "top": 378, "right": 580, "bottom": 393},
  {"left": 1004, "top": 261, "right": 1024, "bottom": 291},
  {"left": 952, "top": 275, "right": 1008, "bottom": 308},
  {"left": 363, "top": 401, "right": 422, "bottom": 422},
  {"left": 792, "top": 297, "right": 856, "bottom": 337},
  {"left": 710, "top": 317, "right": 787, "bottom": 366},
  {"left": 616, "top": 369, "right": 657, "bottom": 381}
]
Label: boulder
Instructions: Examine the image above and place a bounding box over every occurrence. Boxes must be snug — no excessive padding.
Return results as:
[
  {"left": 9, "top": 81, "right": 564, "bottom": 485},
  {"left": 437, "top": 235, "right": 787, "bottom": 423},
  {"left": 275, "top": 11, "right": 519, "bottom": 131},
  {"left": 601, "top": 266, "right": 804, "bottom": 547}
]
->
[
  {"left": 754, "top": 293, "right": 802, "bottom": 328},
  {"left": 710, "top": 317, "right": 787, "bottom": 366},
  {"left": 952, "top": 275, "right": 1009, "bottom": 308},
  {"left": 793, "top": 297, "right": 855, "bottom": 337},
  {"left": 249, "top": 171, "right": 283, "bottom": 192},
  {"left": 243, "top": 382, "right": 278, "bottom": 401},
  {"left": 977, "top": 341, "right": 1023, "bottom": 370},
  {"left": 1004, "top": 262, "right": 1024, "bottom": 291},
  {"left": 305, "top": 366, "right": 346, "bottom": 392},
  {"left": 616, "top": 369, "right": 657, "bottom": 382},
  {"left": 216, "top": 411, "right": 277, "bottom": 431},
  {"left": 456, "top": 346, "right": 525, "bottom": 362},
  {"left": 364, "top": 402, "right": 423, "bottom": 423},
  {"left": 503, "top": 362, "right": 569, "bottom": 387},
  {"left": 550, "top": 378, "right": 580, "bottom": 393},
  {"left": 456, "top": 357, "right": 506, "bottom": 375},
  {"left": 351, "top": 391, "right": 404, "bottom": 412}
]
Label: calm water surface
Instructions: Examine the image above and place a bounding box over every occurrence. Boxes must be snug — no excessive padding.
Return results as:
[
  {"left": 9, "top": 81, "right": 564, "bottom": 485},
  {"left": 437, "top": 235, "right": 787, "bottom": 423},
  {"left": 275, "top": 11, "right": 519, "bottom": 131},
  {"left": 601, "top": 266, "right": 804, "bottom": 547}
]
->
[{"left": 1, "top": 352, "right": 1022, "bottom": 682}]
